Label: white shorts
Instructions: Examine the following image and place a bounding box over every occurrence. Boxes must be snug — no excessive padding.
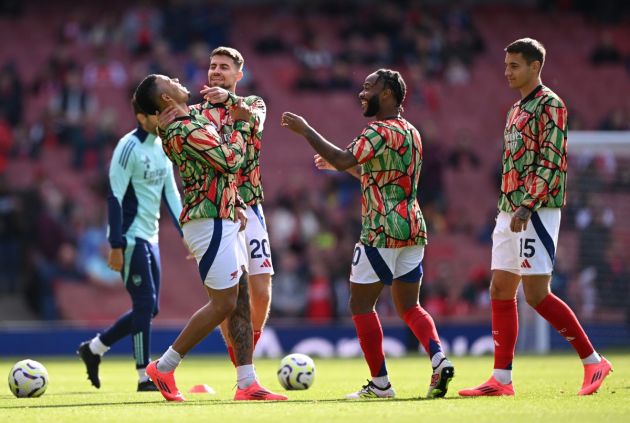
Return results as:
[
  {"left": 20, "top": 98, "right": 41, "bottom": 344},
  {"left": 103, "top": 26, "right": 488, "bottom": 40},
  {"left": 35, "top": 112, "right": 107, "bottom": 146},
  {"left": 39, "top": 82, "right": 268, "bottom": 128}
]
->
[
  {"left": 491, "top": 209, "right": 561, "bottom": 276},
  {"left": 182, "top": 218, "right": 244, "bottom": 290},
  {"left": 350, "top": 243, "right": 425, "bottom": 285},
  {"left": 244, "top": 205, "right": 274, "bottom": 276}
]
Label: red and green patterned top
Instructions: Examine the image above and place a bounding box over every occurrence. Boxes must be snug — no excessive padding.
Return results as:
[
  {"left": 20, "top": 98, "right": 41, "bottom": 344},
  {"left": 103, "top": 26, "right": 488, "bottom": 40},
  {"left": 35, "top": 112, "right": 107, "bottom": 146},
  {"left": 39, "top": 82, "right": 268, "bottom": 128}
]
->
[
  {"left": 161, "top": 113, "right": 250, "bottom": 224},
  {"left": 499, "top": 85, "right": 568, "bottom": 212},
  {"left": 347, "top": 117, "right": 427, "bottom": 248},
  {"left": 189, "top": 93, "right": 266, "bottom": 206}
]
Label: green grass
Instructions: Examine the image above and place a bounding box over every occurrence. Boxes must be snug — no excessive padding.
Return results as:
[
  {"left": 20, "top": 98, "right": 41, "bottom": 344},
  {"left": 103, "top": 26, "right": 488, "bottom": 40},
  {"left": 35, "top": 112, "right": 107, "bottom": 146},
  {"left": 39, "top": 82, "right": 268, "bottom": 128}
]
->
[{"left": 1, "top": 353, "right": 628, "bottom": 423}]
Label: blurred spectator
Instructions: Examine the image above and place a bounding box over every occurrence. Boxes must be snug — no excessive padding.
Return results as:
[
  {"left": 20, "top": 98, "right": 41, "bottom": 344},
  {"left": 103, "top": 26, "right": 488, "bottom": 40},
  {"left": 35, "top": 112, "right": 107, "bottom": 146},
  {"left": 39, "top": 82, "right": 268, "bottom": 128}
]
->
[
  {"left": 294, "top": 31, "right": 333, "bottom": 70},
  {"left": 0, "top": 176, "right": 24, "bottom": 293},
  {"left": 254, "top": 22, "right": 288, "bottom": 55},
  {"left": 598, "top": 107, "right": 630, "bottom": 130},
  {"left": 576, "top": 203, "right": 614, "bottom": 314},
  {"left": 0, "top": 62, "right": 23, "bottom": 127},
  {"left": 121, "top": 1, "right": 163, "bottom": 56},
  {"left": 26, "top": 181, "right": 84, "bottom": 320},
  {"left": 305, "top": 260, "right": 334, "bottom": 322},
  {"left": 446, "top": 130, "right": 481, "bottom": 170},
  {"left": 49, "top": 68, "right": 97, "bottom": 169},
  {"left": 0, "top": 115, "right": 13, "bottom": 173},
  {"left": 270, "top": 250, "right": 309, "bottom": 318},
  {"left": 589, "top": 31, "right": 622, "bottom": 65},
  {"left": 326, "top": 61, "right": 354, "bottom": 91},
  {"left": 82, "top": 47, "right": 128, "bottom": 88},
  {"left": 444, "top": 58, "right": 471, "bottom": 86},
  {"left": 460, "top": 266, "right": 491, "bottom": 311}
]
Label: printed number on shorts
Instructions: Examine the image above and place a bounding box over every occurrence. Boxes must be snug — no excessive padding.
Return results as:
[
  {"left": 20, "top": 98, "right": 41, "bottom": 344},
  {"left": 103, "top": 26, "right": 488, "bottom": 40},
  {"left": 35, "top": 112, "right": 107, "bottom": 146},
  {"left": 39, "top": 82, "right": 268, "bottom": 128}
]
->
[
  {"left": 352, "top": 246, "right": 361, "bottom": 265},
  {"left": 519, "top": 238, "right": 536, "bottom": 258},
  {"left": 250, "top": 239, "right": 271, "bottom": 259}
]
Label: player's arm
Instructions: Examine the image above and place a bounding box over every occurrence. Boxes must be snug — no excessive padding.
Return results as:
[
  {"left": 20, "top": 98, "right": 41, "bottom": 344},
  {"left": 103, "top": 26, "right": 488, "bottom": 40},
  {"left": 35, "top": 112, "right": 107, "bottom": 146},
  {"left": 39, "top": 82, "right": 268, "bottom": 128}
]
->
[
  {"left": 107, "top": 140, "right": 134, "bottom": 271},
  {"left": 161, "top": 160, "right": 183, "bottom": 237},
  {"left": 511, "top": 98, "right": 567, "bottom": 232},
  {"left": 281, "top": 112, "right": 358, "bottom": 171},
  {"left": 314, "top": 154, "right": 361, "bottom": 180},
  {"left": 180, "top": 119, "right": 249, "bottom": 173}
]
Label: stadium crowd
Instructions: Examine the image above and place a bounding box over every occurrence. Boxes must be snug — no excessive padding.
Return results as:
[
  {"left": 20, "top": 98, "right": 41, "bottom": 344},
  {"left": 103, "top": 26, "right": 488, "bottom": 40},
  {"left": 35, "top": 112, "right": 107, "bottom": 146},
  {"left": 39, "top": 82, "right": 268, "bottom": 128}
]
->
[{"left": 0, "top": 0, "right": 629, "bottom": 325}]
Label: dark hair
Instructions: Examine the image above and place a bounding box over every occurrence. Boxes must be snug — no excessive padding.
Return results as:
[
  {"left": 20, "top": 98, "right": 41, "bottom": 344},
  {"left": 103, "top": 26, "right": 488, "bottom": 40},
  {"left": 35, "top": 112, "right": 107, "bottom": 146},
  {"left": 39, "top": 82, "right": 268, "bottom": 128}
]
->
[
  {"left": 134, "top": 74, "right": 160, "bottom": 115},
  {"left": 375, "top": 68, "right": 407, "bottom": 110},
  {"left": 131, "top": 95, "right": 144, "bottom": 116},
  {"left": 505, "top": 38, "right": 546, "bottom": 67},
  {"left": 210, "top": 46, "right": 244, "bottom": 70}
]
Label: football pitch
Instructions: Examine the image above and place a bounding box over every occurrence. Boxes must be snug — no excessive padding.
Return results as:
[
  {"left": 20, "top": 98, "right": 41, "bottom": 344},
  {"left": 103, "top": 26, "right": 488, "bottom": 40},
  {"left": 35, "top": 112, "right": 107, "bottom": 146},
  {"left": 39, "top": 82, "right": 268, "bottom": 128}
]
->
[{"left": 2, "top": 353, "right": 628, "bottom": 423}]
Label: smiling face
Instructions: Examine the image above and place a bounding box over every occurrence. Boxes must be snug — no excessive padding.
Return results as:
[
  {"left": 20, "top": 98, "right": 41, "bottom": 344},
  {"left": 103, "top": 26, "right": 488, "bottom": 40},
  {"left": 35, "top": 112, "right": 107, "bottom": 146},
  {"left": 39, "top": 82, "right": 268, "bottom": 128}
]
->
[
  {"left": 504, "top": 52, "right": 540, "bottom": 90},
  {"left": 358, "top": 73, "right": 384, "bottom": 117},
  {"left": 208, "top": 54, "right": 243, "bottom": 91}
]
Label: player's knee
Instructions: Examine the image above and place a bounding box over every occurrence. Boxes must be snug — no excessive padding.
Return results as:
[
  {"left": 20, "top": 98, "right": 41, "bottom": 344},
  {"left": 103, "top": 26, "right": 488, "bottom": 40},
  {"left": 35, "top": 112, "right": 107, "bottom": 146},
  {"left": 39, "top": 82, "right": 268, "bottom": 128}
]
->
[
  {"left": 133, "top": 295, "right": 156, "bottom": 314},
  {"left": 524, "top": 292, "right": 545, "bottom": 308},
  {"left": 252, "top": 286, "right": 271, "bottom": 310},
  {"left": 489, "top": 283, "right": 514, "bottom": 300},
  {"left": 215, "top": 296, "right": 238, "bottom": 318},
  {"left": 348, "top": 295, "right": 372, "bottom": 315}
]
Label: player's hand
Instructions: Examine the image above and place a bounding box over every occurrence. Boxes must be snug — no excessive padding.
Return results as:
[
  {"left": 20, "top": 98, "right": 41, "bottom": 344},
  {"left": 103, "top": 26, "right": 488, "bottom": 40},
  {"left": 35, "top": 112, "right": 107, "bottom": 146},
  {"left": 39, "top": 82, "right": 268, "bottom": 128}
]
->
[
  {"left": 314, "top": 154, "right": 336, "bottom": 171},
  {"left": 230, "top": 99, "right": 253, "bottom": 123},
  {"left": 201, "top": 85, "right": 230, "bottom": 104},
  {"left": 281, "top": 112, "right": 309, "bottom": 135},
  {"left": 510, "top": 206, "right": 531, "bottom": 232},
  {"left": 234, "top": 207, "right": 248, "bottom": 231},
  {"left": 157, "top": 105, "right": 177, "bottom": 131},
  {"left": 107, "top": 248, "right": 124, "bottom": 272}
]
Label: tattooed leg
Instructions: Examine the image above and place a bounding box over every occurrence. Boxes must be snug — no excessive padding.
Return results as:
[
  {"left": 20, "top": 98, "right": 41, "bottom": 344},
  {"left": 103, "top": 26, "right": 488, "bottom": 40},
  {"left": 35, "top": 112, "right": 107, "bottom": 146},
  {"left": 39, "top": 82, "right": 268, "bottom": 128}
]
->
[{"left": 228, "top": 271, "right": 253, "bottom": 366}]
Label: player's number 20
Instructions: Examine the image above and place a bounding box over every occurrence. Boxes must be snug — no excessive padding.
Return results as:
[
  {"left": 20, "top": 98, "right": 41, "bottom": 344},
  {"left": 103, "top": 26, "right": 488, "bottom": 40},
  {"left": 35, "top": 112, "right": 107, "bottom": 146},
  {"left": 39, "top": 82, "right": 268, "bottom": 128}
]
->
[{"left": 250, "top": 239, "right": 271, "bottom": 259}]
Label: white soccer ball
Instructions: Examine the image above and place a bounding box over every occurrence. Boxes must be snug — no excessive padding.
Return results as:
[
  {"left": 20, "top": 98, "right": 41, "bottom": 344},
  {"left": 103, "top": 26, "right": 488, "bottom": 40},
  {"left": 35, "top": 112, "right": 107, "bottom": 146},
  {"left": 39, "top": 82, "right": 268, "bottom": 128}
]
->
[
  {"left": 8, "top": 359, "right": 49, "bottom": 398},
  {"left": 277, "top": 353, "right": 315, "bottom": 390}
]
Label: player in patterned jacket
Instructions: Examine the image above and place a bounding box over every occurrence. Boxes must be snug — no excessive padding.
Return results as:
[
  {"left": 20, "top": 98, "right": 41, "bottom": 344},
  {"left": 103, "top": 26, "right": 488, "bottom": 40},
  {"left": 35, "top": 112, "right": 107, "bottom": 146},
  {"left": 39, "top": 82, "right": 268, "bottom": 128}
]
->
[
  {"left": 282, "top": 69, "right": 454, "bottom": 400},
  {"left": 134, "top": 74, "right": 286, "bottom": 402},
  {"left": 193, "top": 46, "right": 274, "bottom": 367},
  {"left": 459, "top": 38, "right": 612, "bottom": 397}
]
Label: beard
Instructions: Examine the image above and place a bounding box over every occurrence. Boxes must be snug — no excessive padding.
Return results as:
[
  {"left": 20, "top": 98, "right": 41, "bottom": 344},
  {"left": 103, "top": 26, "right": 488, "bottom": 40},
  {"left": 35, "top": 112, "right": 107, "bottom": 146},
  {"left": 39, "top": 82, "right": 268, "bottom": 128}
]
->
[{"left": 363, "top": 95, "right": 380, "bottom": 117}]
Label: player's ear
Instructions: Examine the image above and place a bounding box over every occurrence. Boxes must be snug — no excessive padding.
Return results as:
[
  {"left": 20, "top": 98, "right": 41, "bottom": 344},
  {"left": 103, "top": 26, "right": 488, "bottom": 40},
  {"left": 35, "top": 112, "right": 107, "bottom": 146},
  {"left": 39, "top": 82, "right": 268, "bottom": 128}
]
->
[
  {"left": 161, "top": 92, "right": 173, "bottom": 104},
  {"left": 236, "top": 70, "right": 244, "bottom": 83},
  {"left": 531, "top": 60, "right": 541, "bottom": 74},
  {"left": 135, "top": 113, "right": 146, "bottom": 126}
]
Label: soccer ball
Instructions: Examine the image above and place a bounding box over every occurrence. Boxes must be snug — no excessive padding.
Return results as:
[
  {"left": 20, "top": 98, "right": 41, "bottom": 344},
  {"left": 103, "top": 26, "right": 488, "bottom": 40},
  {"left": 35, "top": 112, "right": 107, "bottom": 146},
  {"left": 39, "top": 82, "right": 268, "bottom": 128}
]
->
[
  {"left": 8, "top": 359, "right": 49, "bottom": 398},
  {"left": 277, "top": 353, "right": 315, "bottom": 390}
]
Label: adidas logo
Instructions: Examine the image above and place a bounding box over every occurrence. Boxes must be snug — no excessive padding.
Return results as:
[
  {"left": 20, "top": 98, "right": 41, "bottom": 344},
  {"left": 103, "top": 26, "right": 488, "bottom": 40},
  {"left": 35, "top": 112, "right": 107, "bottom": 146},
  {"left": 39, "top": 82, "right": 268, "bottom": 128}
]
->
[
  {"left": 260, "top": 258, "right": 272, "bottom": 268},
  {"left": 521, "top": 259, "right": 532, "bottom": 269}
]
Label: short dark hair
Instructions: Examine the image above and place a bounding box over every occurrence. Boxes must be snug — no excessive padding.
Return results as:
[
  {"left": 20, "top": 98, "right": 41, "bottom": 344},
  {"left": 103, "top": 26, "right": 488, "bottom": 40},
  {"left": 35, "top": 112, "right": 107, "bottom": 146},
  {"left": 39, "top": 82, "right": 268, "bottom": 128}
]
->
[
  {"left": 210, "top": 46, "right": 244, "bottom": 70},
  {"left": 131, "top": 95, "right": 145, "bottom": 116},
  {"left": 505, "top": 38, "right": 546, "bottom": 66},
  {"left": 134, "top": 74, "right": 160, "bottom": 115},
  {"left": 375, "top": 68, "right": 407, "bottom": 108}
]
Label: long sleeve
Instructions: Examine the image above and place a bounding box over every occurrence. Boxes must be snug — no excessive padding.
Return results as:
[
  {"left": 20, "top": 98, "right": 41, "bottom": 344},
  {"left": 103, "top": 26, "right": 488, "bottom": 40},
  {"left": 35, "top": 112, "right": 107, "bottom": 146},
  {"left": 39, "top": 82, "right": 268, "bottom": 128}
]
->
[
  {"left": 166, "top": 118, "right": 249, "bottom": 174},
  {"left": 162, "top": 161, "right": 183, "bottom": 236},
  {"left": 520, "top": 97, "right": 568, "bottom": 211},
  {"left": 107, "top": 139, "right": 134, "bottom": 248}
]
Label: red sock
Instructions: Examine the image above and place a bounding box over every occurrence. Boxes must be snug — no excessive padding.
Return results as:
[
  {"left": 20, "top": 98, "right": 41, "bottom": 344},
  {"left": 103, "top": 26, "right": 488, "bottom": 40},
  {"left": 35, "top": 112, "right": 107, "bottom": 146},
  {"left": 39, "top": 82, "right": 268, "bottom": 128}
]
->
[
  {"left": 402, "top": 305, "right": 442, "bottom": 357},
  {"left": 352, "top": 311, "right": 387, "bottom": 377},
  {"left": 492, "top": 299, "right": 518, "bottom": 370},
  {"left": 227, "top": 345, "right": 236, "bottom": 367},
  {"left": 535, "top": 293, "right": 595, "bottom": 359},
  {"left": 253, "top": 330, "right": 262, "bottom": 348}
]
